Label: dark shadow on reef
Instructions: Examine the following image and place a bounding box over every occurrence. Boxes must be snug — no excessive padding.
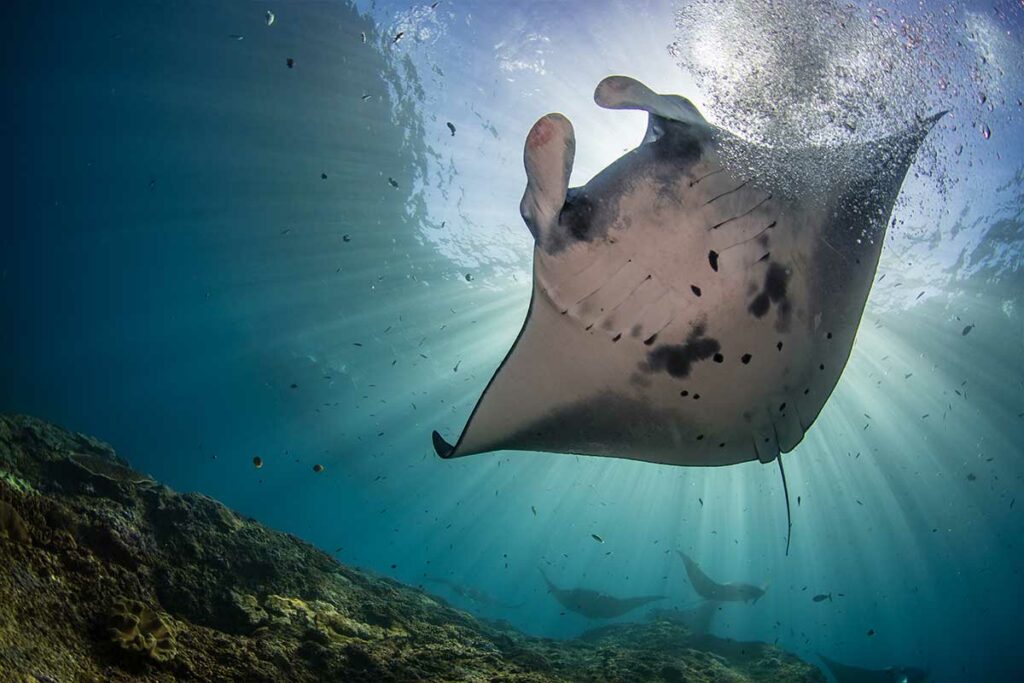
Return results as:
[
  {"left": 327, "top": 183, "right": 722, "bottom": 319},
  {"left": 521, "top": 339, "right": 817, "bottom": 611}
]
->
[{"left": 0, "top": 415, "right": 823, "bottom": 682}]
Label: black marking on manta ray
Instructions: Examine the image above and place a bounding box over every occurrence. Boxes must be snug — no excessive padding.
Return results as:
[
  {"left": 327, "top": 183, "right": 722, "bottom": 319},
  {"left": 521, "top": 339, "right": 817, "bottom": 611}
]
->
[
  {"left": 645, "top": 323, "right": 721, "bottom": 379},
  {"left": 558, "top": 189, "right": 596, "bottom": 241},
  {"left": 704, "top": 181, "right": 748, "bottom": 206},
  {"left": 717, "top": 219, "right": 778, "bottom": 255},
  {"left": 710, "top": 194, "right": 773, "bottom": 231},
  {"left": 748, "top": 262, "right": 790, "bottom": 322},
  {"left": 708, "top": 251, "right": 719, "bottom": 271},
  {"left": 689, "top": 168, "right": 725, "bottom": 187}
]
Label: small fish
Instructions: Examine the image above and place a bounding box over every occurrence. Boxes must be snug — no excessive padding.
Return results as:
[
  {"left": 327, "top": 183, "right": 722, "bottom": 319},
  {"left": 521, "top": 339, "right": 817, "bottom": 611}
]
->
[
  {"left": 388, "top": 177, "right": 399, "bottom": 188},
  {"left": 531, "top": 505, "right": 537, "bottom": 516},
  {"left": 916, "top": 291, "right": 924, "bottom": 299},
  {"left": 313, "top": 463, "right": 325, "bottom": 473},
  {"left": 290, "top": 383, "right": 298, "bottom": 389},
  {"left": 228, "top": 34, "right": 245, "bottom": 40},
  {"left": 453, "top": 360, "right": 461, "bottom": 373},
  {"left": 360, "top": 31, "right": 366, "bottom": 43},
  {"left": 866, "top": 629, "right": 876, "bottom": 637},
  {"left": 253, "top": 456, "right": 263, "bottom": 469},
  {"left": 265, "top": 10, "right": 275, "bottom": 26},
  {"left": 591, "top": 534, "right": 604, "bottom": 543},
  {"left": 286, "top": 57, "right": 295, "bottom": 68},
  {"left": 342, "top": 234, "right": 351, "bottom": 242},
  {"left": 962, "top": 324, "right": 974, "bottom": 336},
  {"left": 321, "top": 172, "right": 328, "bottom": 180},
  {"left": 812, "top": 593, "right": 832, "bottom": 602},
  {"left": 698, "top": 498, "right": 703, "bottom": 507},
  {"left": 361, "top": 94, "right": 372, "bottom": 101},
  {"left": 797, "top": 495, "right": 801, "bottom": 506},
  {"left": 464, "top": 273, "right": 473, "bottom": 281},
  {"left": 966, "top": 473, "right": 977, "bottom": 481},
  {"left": 393, "top": 31, "right": 404, "bottom": 44},
  {"left": 446, "top": 121, "right": 456, "bottom": 136}
]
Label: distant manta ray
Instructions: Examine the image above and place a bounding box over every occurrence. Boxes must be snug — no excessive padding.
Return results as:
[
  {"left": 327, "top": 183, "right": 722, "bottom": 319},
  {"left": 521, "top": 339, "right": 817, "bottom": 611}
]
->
[
  {"left": 431, "top": 75, "right": 942, "bottom": 550},
  {"left": 678, "top": 551, "right": 765, "bottom": 604},
  {"left": 819, "top": 655, "right": 929, "bottom": 683},
  {"left": 426, "top": 577, "right": 525, "bottom": 609},
  {"left": 539, "top": 568, "right": 665, "bottom": 619}
]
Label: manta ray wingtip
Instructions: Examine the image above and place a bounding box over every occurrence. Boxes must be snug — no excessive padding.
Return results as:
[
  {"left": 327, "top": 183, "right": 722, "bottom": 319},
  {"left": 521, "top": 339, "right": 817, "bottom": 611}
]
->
[{"left": 431, "top": 430, "right": 456, "bottom": 458}]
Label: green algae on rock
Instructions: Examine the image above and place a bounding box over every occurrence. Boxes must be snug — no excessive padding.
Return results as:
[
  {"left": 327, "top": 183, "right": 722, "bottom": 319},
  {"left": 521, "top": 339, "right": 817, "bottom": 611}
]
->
[{"left": 0, "top": 414, "right": 825, "bottom": 682}]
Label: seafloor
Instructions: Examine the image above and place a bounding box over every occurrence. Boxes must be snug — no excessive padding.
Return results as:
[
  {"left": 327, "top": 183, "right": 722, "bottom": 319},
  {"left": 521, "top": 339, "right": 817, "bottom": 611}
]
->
[{"left": 0, "top": 415, "right": 824, "bottom": 682}]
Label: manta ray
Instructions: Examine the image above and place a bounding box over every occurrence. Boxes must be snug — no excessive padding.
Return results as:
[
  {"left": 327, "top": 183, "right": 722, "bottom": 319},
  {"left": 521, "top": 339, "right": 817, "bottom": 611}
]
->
[
  {"left": 432, "top": 76, "right": 940, "bottom": 510},
  {"left": 426, "top": 577, "right": 525, "bottom": 609},
  {"left": 539, "top": 568, "right": 665, "bottom": 619},
  {"left": 678, "top": 551, "right": 765, "bottom": 604},
  {"left": 819, "top": 655, "right": 929, "bottom": 683}
]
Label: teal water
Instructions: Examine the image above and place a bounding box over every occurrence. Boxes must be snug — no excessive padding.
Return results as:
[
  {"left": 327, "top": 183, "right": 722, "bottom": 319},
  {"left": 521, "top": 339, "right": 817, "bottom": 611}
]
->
[{"left": 3, "top": 1, "right": 1023, "bottom": 680}]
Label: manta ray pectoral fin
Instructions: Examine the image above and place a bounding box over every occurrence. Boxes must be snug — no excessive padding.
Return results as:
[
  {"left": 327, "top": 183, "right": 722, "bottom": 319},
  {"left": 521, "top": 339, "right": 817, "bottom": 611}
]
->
[
  {"left": 594, "top": 75, "right": 709, "bottom": 144},
  {"left": 520, "top": 113, "right": 575, "bottom": 247}
]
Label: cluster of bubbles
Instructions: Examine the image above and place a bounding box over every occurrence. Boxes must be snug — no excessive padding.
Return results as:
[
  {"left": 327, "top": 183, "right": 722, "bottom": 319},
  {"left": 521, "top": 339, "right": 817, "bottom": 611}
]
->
[{"left": 669, "top": 0, "right": 1022, "bottom": 198}]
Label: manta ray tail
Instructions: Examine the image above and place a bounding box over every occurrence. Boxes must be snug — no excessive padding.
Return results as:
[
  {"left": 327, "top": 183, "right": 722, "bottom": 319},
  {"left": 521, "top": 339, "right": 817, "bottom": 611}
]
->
[{"left": 777, "top": 455, "right": 793, "bottom": 556}]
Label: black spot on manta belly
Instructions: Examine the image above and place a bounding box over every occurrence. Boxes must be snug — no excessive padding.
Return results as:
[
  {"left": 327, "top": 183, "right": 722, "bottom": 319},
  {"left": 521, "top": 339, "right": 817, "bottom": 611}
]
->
[
  {"left": 646, "top": 323, "right": 720, "bottom": 379},
  {"left": 748, "top": 262, "right": 790, "bottom": 324}
]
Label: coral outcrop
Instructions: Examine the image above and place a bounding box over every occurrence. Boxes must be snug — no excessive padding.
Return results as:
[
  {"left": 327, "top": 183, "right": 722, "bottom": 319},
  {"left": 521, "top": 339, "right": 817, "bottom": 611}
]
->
[{"left": 0, "top": 415, "right": 824, "bottom": 682}]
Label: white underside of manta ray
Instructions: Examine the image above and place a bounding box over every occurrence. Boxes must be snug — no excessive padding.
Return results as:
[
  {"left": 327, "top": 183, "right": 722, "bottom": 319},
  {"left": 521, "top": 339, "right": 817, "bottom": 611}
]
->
[{"left": 433, "top": 75, "right": 941, "bottom": 469}]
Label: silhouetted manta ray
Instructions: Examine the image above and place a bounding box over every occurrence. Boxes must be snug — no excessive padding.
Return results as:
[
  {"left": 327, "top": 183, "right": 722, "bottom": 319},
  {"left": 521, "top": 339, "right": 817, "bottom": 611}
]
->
[
  {"left": 819, "top": 655, "right": 929, "bottom": 683},
  {"left": 539, "top": 568, "right": 665, "bottom": 619},
  {"left": 426, "top": 577, "right": 525, "bottom": 609},
  {"left": 678, "top": 551, "right": 765, "bottom": 604},
  {"left": 432, "top": 75, "right": 940, "bottom": 469}
]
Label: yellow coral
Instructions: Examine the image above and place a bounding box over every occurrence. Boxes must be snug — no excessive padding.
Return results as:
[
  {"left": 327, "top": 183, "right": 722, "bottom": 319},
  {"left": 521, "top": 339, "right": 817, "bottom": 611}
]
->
[
  {"left": 0, "top": 499, "right": 29, "bottom": 544},
  {"left": 109, "top": 599, "right": 177, "bottom": 662}
]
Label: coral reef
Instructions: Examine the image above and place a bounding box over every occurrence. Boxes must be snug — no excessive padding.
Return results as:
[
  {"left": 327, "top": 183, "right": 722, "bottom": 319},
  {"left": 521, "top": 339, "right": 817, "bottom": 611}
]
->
[
  {"left": 109, "top": 599, "right": 177, "bottom": 662},
  {"left": 0, "top": 415, "right": 825, "bottom": 682}
]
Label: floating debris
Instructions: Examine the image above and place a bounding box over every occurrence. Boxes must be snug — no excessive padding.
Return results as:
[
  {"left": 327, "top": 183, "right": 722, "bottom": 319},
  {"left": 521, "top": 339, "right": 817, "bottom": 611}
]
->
[{"left": 252, "top": 456, "right": 263, "bottom": 469}]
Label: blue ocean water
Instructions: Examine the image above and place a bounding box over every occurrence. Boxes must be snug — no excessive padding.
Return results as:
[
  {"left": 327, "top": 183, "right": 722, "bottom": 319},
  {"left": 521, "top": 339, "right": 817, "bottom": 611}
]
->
[{"left": 2, "top": 1, "right": 1022, "bottom": 680}]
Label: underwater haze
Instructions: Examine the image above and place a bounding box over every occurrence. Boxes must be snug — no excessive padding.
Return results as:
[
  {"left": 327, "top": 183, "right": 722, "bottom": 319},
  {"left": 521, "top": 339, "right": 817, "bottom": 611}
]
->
[{"left": 3, "top": 1, "right": 1023, "bottom": 681}]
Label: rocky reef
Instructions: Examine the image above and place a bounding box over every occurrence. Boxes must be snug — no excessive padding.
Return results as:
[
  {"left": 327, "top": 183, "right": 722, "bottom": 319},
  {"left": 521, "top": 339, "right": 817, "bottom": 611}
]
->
[{"left": 0, "top": 415, "right": 823, "bottom": 682}]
